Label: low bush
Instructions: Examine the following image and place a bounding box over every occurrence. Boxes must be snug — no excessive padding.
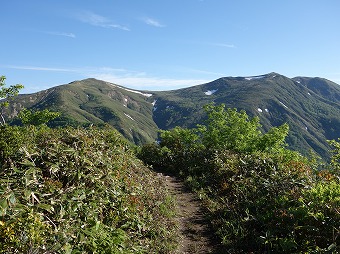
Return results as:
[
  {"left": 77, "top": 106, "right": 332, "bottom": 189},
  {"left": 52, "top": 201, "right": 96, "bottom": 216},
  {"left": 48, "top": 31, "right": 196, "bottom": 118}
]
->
[{"left": 0, "top": 125, "right": 177, "bottom": 253}]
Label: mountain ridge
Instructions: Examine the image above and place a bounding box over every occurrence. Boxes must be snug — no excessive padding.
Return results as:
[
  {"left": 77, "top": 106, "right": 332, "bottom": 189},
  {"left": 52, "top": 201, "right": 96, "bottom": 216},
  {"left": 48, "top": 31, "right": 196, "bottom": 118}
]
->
[{"left": 3, "top": 72, "right": 340, "bottom": 159}]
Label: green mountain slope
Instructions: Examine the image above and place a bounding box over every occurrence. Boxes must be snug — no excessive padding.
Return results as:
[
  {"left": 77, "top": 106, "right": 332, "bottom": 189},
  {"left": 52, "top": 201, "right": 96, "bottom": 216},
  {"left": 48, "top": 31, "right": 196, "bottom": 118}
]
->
[
  {"left": 151, "top": 73, "right": 340, "bottom": 158},
  {"left": 3, "top": 73, "right": 340, "bottom": 159},
  {"left": 4, "top": 78, "right": 158, "bottom": 144}
]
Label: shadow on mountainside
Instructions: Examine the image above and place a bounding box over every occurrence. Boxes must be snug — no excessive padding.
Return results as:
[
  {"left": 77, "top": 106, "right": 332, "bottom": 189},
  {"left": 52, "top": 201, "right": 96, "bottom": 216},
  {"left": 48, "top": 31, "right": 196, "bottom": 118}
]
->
[{"left": 157, "top": 173, "right": 224, "bottom": 254}]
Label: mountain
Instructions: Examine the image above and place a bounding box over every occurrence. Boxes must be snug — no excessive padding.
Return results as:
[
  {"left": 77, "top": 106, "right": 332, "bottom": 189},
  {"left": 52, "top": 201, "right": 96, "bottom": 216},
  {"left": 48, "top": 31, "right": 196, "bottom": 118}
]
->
[
  {"left": 151, "top": 73, "right": 340, "bottom": 158},
  {"left": 3, "top": 73, "right": 340, "bottom": 159},
  {"left": 4, "top": 78, "right": 158, "bottom": 144}
]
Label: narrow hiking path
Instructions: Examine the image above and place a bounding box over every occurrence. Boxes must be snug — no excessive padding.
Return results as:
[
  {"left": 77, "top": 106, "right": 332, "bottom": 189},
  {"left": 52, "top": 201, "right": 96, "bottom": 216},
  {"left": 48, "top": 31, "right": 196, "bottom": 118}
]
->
[{"left": 159, "top": 173, "right": 219, "bottom": 254}]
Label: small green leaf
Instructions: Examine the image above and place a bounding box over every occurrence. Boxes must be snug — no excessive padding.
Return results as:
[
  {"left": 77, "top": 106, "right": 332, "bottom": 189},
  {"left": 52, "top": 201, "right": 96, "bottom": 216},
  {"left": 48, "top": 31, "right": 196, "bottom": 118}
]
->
[
  {"left": 0, "top": 199, "right": 8, "bottom": 209},
  {"left": 9, "top": 192, "right": 16, "bottom": 205},
  {"left": 38, "top": 203, "right": 54, "bottom": 213}
]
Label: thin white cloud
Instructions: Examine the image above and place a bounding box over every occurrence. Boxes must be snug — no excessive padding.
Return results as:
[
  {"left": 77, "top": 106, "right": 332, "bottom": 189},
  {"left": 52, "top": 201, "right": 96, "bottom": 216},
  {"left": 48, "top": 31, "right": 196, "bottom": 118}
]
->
[
  {"left": 5, "top": 65, "right": 77, "bottom": 72},
  {"left": 75, "top": 11, "right": 130, "bottom": 31},
  {"left": 94, "top": 74, "right": 208, "bottom": 91},
  {"left": 46, "top": 31, "right": 76, "bottom": 38},
  {"left": 83, "top": 67, "right": 207, "bottom": 90},
  {"left": 142, "top": 17, "right": 165, "bottom": 28},
  {"left": 3, "top": 65, "right": 209, "bottom": 91},
  {"left": 211, "top": 43, "right": 236, "bottom": 48}
]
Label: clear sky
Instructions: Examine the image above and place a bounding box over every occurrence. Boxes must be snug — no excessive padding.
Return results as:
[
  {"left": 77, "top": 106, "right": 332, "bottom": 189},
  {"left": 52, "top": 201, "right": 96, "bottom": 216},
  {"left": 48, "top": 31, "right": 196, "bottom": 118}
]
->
[{"left": 1, "top": 0, "right": 340, "bottom": 94}]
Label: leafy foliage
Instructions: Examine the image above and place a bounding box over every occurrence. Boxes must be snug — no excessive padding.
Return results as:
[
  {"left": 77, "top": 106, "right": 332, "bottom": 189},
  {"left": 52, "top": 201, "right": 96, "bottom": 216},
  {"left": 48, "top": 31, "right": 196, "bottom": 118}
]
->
[
  {"left": 208, "top": 152, "right": 339, "bottom": 253},
  {"left": 139, "top": 104, "right": 340, "bottom": 253},
  {"left": 198, "top": 103, "right": 289, "bottom": 153},
  {"left": 18, "top": 108, "right": 61, "bottom": 126},
  {"left": 0, "top": 76, "right": 24, "bottom": 125},
  {"left": 0, "top": 125, "right": 177, "bottom": 253},
  {"left": 329, "top": 138, "right": 340, "bottom": 172}
]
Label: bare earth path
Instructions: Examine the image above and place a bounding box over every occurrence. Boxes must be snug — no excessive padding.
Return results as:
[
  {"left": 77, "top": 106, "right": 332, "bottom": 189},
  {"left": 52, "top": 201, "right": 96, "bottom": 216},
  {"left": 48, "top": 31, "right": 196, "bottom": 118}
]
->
[{"left": 159, "top": 173, "right": 220, "bottom": 254}]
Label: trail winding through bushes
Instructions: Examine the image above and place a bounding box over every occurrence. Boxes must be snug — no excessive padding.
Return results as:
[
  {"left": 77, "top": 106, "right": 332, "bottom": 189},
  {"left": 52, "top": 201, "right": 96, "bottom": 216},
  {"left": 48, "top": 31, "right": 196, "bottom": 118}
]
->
[{"left": 160, "top": 173, "right": 220, "bottom": 253}]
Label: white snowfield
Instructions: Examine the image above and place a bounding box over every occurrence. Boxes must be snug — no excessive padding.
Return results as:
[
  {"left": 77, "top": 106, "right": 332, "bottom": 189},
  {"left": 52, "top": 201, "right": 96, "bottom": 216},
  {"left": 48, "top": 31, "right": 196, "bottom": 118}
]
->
[
  {"left": 279, "top": 101, "right": 289, "bottom": 109},
  {"left": 244, "top": 75, "right": 267, "bottom": 81},
  {"left": 204, "top": 89, "right": 218, "bottom": 95},
  {"left": 124, "top": 113, "right": 135, "bottom": 121},
  {"left": 257, "top": 108, "right": 269, "bottom": 113},
  {"left": 108, "top": 82, "right": 153, "bottom": 97}
]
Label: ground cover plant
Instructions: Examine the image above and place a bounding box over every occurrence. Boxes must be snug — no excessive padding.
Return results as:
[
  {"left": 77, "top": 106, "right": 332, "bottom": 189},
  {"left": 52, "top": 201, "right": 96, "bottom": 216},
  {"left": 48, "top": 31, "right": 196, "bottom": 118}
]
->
[
  {"left": 139, "top": 103, "right": 340, "bottom": 253},
  {"left": 0, "top": 125, "right": 177, "bottom": 253}
]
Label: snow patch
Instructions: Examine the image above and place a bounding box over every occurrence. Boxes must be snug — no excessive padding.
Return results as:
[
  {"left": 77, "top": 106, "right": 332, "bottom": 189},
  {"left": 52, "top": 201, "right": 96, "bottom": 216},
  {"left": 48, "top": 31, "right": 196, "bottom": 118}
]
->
[
  {"left": 108, "top": 83, "right": 153, "bottom": 97},
  {"left": 296, "top": 80, "right": 301, "bottom": 84},
  {"left": 204, "top": 89, "right": 218, "bottom": 95},
  {"left": 124, "top": 113, "right": 134, "bottom": 121},
  {"left": 152, "top": 100, "right": 157, "bottom": 111},
  {"left": 257, "top": 108, "right": 263, "bottom": 113},
  {"left": 279, "top": 101, "right": 288, "bottom": 109},
  {"left": 245, "top": 75, "right": 266, "bottom": 81},
  {"left": 123, "top": 88, "right": 152, "bottom": 97},
  {"left": 308, "top": 92, "right": 311, "bottom": 96},
  {"left": 265, "top": 108, "right": 269, "bottom": 113}
]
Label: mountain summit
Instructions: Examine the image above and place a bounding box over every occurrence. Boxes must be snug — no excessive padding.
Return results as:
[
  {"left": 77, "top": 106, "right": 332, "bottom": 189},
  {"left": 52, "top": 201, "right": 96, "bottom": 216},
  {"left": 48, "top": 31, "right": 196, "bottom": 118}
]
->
[{"left": 3, "top": 73, "right": 340, "bottom": 159}]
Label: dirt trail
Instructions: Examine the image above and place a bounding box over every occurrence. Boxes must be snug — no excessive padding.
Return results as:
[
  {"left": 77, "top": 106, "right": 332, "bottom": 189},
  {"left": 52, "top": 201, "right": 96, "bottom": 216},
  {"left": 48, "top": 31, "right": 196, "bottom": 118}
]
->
[{"left": 160, "top": 173, "right": 219, "bottom": 254}]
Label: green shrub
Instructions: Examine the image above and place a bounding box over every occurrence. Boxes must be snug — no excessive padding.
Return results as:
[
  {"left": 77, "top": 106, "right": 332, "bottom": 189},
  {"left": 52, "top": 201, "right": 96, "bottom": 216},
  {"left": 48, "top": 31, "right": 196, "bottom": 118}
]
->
[
  {"left": 0, "top": 125, "right": 177, "bottom": 253},
  {"left": 209, "top": 151, "right": 340, "bottom": 253}
]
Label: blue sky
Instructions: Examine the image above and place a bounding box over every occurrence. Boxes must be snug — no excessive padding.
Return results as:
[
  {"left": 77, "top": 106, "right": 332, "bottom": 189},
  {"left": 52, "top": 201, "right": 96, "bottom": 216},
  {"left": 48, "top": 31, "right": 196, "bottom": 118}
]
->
[{"left": 1, "top": 0, "right": 340, "bottom": 94}]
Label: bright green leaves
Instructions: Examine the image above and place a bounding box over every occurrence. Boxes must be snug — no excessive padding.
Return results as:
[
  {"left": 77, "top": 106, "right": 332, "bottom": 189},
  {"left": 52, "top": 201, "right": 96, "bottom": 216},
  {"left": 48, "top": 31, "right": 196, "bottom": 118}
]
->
[
  {"left": 0, "top": 75, "right": 24, "bottom": 125},
  {"left": 0, "top": 76, "right": 24, "bottom": 105},
  {"left": 18, "top": 108, "right": 61, "bottom": 126},
  {"left": 257, "top": 123, "right": 289, "bottom": 152},
  {"left": 160, "top": 103, "right": 290, "bottom": 154},
  {"left": 329, "top": 138, "right": 340, "bottom": 172},
  {"left": 200, "top": 103, "right": 263, "bottom": 152}
]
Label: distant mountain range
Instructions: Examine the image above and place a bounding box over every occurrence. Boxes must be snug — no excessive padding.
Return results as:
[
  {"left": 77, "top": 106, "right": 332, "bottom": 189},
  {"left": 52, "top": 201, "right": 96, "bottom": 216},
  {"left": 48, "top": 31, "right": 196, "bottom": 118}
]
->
[{"left": 3, "top": 72, "right": 340, "bottom": 159}]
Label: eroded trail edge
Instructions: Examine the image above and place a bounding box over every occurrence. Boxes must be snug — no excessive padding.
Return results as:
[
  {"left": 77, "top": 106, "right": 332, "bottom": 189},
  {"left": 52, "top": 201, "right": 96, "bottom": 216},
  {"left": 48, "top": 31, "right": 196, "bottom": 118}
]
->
[{"left": 160, "top": 173, "right": 216, "bottom": 254}]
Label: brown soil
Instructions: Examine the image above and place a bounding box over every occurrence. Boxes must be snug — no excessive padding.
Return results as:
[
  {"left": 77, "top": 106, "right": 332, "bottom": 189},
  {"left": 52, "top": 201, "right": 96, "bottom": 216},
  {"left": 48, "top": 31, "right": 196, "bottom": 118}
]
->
[{"left": 159, "top": 173, "right": 221, "bottom": 254}]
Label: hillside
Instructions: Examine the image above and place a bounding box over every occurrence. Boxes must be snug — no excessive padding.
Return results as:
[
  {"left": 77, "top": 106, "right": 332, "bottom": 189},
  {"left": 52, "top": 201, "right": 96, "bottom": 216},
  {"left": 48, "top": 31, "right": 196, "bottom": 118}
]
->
[
  {"left": 3, "top": 72, "right": 340, "bottom": 159},
  {"left": 151, "top": 73, "right": 340, "bottom": 158},
  {"left": 4, "top": 79, "right": 158, "bottom": 144}
]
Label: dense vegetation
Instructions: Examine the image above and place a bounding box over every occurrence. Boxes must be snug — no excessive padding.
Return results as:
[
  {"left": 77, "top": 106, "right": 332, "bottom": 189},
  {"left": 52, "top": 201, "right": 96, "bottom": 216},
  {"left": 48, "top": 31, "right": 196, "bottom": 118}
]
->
[
  {"left": 0, "top": 125, "right": 177, "bottom": 253},
  {"left": 139, "top": 103, "right": 340, "bottom": 253}
]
